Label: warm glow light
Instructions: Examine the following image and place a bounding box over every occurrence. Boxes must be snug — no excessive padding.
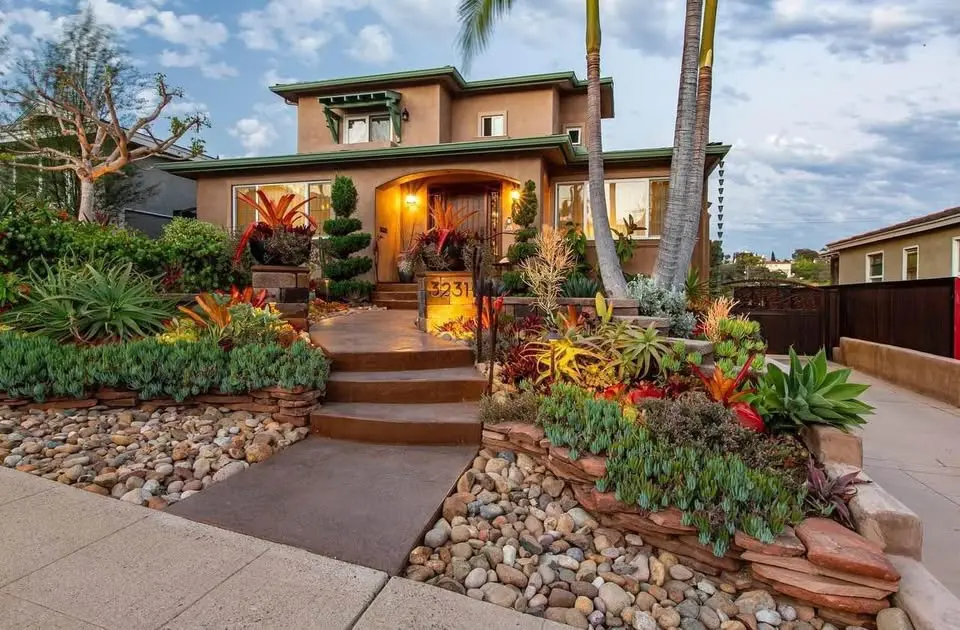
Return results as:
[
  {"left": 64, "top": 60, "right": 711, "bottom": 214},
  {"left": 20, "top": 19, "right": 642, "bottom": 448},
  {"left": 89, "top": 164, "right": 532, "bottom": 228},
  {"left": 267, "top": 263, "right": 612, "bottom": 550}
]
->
[
  {"left": 510, "top": 189, "right": 521, "bottom": 201},
  {"left": 405, "top": 194, "right": 418, "bottom": 206}
]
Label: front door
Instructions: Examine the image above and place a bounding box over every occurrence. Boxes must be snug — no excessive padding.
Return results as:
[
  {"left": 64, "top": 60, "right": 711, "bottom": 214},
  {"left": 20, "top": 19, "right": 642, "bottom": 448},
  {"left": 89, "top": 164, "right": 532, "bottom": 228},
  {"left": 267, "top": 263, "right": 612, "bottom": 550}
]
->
[{"left": 428, "top": 183, "right": 502, "bottom": 256}]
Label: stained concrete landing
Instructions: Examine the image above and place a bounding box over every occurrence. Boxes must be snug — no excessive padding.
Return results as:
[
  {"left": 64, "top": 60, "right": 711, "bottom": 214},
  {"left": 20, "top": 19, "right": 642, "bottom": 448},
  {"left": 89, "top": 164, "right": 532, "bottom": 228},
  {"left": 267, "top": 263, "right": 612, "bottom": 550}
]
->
[{"left": 168, "top": 437, "right": 476, "bottom": 575}]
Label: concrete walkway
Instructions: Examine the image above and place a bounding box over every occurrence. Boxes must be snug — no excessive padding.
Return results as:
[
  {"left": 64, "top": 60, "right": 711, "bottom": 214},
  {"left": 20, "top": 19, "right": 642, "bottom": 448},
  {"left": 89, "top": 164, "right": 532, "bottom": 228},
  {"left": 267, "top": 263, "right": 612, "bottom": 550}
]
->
[
  {"left": 0, "top": 467, "right": 567, "bottom": 630},
  {"left": 847, "top": 368, "right": 960, "bottom": 597}
]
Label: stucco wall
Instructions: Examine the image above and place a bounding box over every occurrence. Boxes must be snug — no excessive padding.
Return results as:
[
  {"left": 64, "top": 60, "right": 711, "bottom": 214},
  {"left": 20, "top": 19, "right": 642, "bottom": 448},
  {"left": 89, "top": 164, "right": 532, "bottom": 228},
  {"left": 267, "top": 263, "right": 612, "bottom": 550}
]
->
[
  {"left": 123, "top": 156, "right": 198, "bottom": 237},
  {"left": 557, "top": 93, "right": 588, "bottom": 142},
  {"left": 449, "top": 89, "right": 555, "bottom": 142},
  {"left": 836, "top": 224, "right": 960, "bottom": 284}
]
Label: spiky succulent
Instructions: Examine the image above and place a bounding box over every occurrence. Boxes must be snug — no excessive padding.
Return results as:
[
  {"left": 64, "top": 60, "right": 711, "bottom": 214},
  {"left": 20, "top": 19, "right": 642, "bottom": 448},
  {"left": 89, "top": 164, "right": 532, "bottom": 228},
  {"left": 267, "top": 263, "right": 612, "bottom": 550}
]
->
[{"left": 751, "top": 348, "right": 873, "bottom": 434}]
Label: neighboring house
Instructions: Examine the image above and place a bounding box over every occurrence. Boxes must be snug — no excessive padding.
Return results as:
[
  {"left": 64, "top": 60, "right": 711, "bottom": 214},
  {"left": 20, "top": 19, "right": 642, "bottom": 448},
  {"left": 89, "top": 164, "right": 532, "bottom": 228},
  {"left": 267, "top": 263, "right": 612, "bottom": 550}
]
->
[
  {"left": 118, "top": 132, "right": 214, "bottom": 237},
  {"left": 823, "top": 206, "right": 960, "bottom": 284},
  {"left": 1, "top": 128, "right": 212, "bottom": 237},
  {"left": 764, "top": 260, "right": 793, "bottom": 277},
  {"left": 158, "top": 66, "right": 729, "bottom": 283}
]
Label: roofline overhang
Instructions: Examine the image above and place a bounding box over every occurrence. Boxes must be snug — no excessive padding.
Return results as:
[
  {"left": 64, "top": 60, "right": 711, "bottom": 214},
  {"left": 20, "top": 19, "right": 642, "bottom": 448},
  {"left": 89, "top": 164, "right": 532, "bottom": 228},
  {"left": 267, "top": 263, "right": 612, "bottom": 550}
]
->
[
  {"left": 156, "top": 136, "right": 732, "bottom": 178},
  {"left": 825, "top": 213, "right": 960, "bottom": 251}
]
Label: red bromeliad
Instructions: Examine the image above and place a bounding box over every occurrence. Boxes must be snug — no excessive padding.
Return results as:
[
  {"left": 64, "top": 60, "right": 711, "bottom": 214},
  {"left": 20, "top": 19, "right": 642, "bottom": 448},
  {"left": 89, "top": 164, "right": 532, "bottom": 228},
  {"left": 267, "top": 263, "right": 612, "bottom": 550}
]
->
[
  {"left": 480, "top": 296, "right": 505, "bottom": 330},
  {"left": 227, "top": 285, "right": 269, "bottom": 308},
  {"left": 232, "top": 190, "right": 318, "bottom": 263},
  {"left": 690, "top": 356, "right": 766, "bottom": 432},
  {"left": 599, "top": 381, "right": 665, "bottom": 403}
]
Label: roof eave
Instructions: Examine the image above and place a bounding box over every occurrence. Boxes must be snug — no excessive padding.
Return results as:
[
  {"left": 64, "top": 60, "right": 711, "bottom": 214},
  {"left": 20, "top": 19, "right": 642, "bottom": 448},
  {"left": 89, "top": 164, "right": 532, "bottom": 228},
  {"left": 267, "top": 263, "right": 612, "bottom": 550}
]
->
[{"left": 825, "top": 213, "right": 960, "bottom": 251}]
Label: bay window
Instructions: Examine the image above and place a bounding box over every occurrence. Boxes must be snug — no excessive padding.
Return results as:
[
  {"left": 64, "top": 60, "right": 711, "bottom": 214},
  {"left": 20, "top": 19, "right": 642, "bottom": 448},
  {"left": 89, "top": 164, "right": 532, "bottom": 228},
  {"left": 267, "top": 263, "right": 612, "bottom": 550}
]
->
[
  {"left": 555, "top": 178, "right": 668, "bottom": 239},
  {"left": 233, "top": 181, "right": 331, "bottom": 232}
]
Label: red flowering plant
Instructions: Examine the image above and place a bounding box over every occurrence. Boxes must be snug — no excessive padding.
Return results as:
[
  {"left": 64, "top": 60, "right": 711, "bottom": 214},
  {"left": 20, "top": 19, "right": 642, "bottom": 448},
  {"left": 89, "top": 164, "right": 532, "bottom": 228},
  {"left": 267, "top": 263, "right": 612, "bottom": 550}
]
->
[
  {"left": 690, "top": 356, "right": 765, "bottom": 432},
  {"left": 233, "top": 190, "right": 317, "bottom": 265}
]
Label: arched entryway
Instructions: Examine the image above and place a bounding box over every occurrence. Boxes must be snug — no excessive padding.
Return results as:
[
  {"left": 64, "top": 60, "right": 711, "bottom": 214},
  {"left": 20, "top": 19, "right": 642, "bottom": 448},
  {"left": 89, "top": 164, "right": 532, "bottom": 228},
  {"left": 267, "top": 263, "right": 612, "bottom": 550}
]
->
[{"left": 374, "top": 169, "right": 522, "bottom": 283}]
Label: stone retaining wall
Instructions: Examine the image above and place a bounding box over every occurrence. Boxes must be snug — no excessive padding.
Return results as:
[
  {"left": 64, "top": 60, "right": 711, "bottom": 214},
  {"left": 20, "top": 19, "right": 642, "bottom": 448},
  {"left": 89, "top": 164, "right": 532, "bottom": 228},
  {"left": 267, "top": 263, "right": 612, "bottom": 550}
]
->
[
  {"left": 0, "top": 386, "right": 321, "bottom": 427},
  {"left": 482, "top": 421, "right": 904, "bottom": 627},
  {"left": 252, "top": 264, "right": 311, "bottom": 331}
]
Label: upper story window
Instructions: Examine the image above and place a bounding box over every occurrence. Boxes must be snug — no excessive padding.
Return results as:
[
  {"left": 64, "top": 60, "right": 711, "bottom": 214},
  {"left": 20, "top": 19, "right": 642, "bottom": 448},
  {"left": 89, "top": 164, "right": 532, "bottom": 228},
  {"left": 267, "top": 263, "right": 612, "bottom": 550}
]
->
[
  {"left": 866, "top": 252, "right": 884, "bottom": 282},
  {"left": 953, "top": 238, "right": 960, "bottom": 277},
  {"left": 479, "top": 113, "right": 506, "bottom": 137},
  {"left": 345, "top": 114, "right": 392, "bottom": 144},
  {"left": 566, "top": 126, "right": 583, "bottom": 146},
  {"left": 556, "top": 178, "right": 668, "bottom": 240},
  {"left": 902, "top": 246, "right": 918, "bottom": 280}
]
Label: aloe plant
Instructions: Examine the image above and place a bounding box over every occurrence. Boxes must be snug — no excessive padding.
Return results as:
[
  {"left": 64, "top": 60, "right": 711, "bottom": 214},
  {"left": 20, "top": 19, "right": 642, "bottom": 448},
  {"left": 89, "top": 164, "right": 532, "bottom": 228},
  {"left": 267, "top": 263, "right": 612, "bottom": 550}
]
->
[{"left": 751, "top": 348, "right": 873, "bottom": 434}]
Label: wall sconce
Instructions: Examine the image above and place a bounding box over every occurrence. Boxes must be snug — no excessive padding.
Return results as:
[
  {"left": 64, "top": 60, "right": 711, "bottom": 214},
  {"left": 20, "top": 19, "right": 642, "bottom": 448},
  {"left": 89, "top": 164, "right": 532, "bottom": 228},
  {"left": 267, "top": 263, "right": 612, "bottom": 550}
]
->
[
  {"left": 404, "top": 194, "right": 418, "bottom": 207},
  {"left": 510, "top": 189, "right": 521, "bottom": 201},
  {"left": 401, "top": 108, "right": 410, "bottom": 122}
]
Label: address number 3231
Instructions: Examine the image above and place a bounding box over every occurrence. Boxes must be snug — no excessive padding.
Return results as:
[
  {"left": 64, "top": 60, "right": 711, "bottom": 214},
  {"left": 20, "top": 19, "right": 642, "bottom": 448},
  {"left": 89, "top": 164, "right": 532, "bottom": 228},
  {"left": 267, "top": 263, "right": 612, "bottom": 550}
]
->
[{"left": 428, "top": 280, "right": 473, "bottom": 299}]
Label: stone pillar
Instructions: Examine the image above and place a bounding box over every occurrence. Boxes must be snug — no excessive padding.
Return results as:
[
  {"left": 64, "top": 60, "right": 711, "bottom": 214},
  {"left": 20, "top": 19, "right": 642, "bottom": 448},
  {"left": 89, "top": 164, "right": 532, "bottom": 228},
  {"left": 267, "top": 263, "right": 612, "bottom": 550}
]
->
[{"left": 251, "top": 265, "right": 310, "bottom": 331}]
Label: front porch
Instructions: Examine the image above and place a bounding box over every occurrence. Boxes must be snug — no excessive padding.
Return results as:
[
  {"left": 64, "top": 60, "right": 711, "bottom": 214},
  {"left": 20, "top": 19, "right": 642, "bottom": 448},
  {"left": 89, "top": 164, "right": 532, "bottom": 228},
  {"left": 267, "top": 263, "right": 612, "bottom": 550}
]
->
[{"left": 374, "top": 169, "right": 524, "bottom": 283}]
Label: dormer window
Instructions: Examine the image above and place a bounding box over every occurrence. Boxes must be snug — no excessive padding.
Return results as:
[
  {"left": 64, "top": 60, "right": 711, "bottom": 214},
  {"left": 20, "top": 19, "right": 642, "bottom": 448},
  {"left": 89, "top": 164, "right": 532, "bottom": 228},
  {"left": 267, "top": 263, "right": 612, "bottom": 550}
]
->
[
  {"left": 345, "top": 114, "right": 392, "bottom": 144},
  {"left": 566, "top": 126, "right": 583, "bottom": 146},
  {"left": 479, "top": 113, "right": 506, "bottom": 137}
]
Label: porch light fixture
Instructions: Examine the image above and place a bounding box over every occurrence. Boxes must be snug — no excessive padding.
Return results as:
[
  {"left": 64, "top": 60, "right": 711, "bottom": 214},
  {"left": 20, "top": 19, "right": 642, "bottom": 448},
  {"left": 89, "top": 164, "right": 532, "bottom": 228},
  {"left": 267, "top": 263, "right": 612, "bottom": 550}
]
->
[
  {"left": 401, "top": 108, "right": 410, "bottom": 121},
  {"left": 405, "top": 194, "right": 418, "bottom": 207},
  {"left": 510, "top": 189, "right": 521, "bottom": 201}
]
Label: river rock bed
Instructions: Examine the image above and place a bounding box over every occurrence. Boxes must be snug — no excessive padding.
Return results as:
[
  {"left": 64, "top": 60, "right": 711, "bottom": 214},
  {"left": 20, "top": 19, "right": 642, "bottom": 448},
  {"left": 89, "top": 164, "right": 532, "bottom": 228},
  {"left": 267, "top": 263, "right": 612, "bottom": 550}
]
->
[
  {"left": 405, "top": 448, "right": 912, "bottom": 630},
  {"left": 0, "top": 404, "right": 310, "bottom": 508}
]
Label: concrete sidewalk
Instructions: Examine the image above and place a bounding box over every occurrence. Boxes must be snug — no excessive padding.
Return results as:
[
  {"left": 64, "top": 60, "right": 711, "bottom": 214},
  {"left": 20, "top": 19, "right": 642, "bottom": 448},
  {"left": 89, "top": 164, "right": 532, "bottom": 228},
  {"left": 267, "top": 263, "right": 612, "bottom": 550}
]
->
[
  {"left": 846, "top": 368, "right": 960, "bottom": 597},
  {"left": 0, "top": 467, "right": 568, "bottom": 630}
]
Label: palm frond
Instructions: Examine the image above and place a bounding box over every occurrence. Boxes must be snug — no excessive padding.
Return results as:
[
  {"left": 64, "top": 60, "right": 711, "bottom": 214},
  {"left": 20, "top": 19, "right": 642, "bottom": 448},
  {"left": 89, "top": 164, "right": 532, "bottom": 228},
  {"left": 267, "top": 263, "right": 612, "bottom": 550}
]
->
[{"left": 457, "top": 0, "right": 515, "bottom": 69}]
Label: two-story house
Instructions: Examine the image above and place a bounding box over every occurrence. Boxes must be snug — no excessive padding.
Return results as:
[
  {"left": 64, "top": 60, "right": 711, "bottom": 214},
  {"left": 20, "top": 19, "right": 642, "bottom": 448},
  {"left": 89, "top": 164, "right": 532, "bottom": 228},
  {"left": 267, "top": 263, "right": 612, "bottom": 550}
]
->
[{"left": 159, "top": 66, "right": 729, "bottom": 284}]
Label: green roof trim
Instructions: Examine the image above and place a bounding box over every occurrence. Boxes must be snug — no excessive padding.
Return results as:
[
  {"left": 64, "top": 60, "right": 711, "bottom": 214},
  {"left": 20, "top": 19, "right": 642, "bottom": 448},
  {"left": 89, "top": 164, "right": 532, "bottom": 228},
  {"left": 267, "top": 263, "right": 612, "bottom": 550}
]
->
[
  {"left": 156, "top": 135, "right": 731, "bottom": 176},
  {"left": 269, "top": 66, "right": 612, "bottom": 97}
]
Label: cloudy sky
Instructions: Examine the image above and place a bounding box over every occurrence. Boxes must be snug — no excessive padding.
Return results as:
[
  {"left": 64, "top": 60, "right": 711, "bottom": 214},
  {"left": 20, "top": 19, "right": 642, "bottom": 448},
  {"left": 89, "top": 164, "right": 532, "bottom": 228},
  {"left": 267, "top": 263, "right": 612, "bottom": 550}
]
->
[{"left": 2, "top": 0, "right": 958, "bottom": 255}]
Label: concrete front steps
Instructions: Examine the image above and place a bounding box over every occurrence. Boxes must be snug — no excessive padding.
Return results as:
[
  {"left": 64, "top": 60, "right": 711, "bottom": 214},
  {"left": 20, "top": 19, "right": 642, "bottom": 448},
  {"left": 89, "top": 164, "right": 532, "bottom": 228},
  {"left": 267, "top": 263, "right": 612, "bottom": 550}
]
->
[
  {"left": 373, "top": 283, "right": 417, "bottom": 310},
  {"left": 310, "top": 311, "right": 483, "bottom": 446}
]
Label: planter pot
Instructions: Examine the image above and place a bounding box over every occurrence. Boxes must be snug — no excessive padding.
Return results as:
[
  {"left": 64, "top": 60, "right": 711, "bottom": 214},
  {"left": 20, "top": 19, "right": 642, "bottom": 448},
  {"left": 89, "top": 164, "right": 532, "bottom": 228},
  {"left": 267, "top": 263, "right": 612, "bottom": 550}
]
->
[
  {"left": 248, "top": 229, "right": 313, "bottom": 267},
  {"left": 398, "top": 266, "right": 415, "bottom": 283}
]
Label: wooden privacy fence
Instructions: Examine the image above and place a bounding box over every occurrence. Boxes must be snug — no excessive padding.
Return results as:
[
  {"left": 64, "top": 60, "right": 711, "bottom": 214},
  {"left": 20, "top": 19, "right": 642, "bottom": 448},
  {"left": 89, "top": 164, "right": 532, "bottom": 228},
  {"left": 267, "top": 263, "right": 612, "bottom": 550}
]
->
[{"left": 731, "top": 278, "right": 960, "bottom": 359}]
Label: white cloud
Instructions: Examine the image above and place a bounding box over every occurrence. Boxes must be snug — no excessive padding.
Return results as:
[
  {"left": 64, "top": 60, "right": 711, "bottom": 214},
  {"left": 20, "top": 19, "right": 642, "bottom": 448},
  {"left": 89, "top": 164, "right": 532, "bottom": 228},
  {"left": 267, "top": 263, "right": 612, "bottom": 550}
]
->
[
  {"left": 348, "top": 24, "right": 394, "bottom": 64},
  {"left": 144, "top": 11, "right": 228, "bottom": 48},
  {"left": 262, "top": 68, "right": 299, "bottom": 86},
  {"left": 86, "top": 0, "right": 154, "bottom": 29},
  {"left": 229, "top": 116, "right": 278, "bottom": 157},
  {"left": 158, "top": 49, "right": 237, "bottom": 79}
]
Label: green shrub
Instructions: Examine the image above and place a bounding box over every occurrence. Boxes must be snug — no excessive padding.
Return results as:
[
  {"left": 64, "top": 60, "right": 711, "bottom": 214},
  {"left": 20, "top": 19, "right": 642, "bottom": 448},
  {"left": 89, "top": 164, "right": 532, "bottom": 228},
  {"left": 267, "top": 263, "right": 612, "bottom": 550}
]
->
[
  {"left": 323, "top": 176, "right": 373, "bottom": 301},
  {"left": 158, "top": 218, "right": 243, "bottom": 292},
  {"left": 561, "top": 273, "right": 601, "bottom": 298},
  {"left": 327, "top": 279, "right": 375, "bottom": 302},
  {"left": 505, "top": 180, "right": 538, "bottom": 267},
  {"left": 500, "top": 270, "right": 528, "bottom": 295},
  {"left": 537, "top": 382, "right": 806, "bottom": 555},
  {"left": 750, "top": 348, "right": 873, "bottom": 434},
  {"left": 479, "top": 390, "right": 540, "bottom": 425},
  {"left": 3, "top": 260, "right": 175, "bottom": 343},
  {"left": 0, "top": 330, "right": 330, "bottom": 402}
]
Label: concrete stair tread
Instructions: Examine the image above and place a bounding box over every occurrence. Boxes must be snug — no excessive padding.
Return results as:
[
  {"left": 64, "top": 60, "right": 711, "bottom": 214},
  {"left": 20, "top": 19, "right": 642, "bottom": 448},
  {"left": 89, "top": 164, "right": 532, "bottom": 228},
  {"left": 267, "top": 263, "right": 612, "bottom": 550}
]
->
[
  {"left": 328, "top": 366, "right": 484, "bottom": 383},
  {"left": 314, "top": 402, "right": 481, "bottom": 424}
]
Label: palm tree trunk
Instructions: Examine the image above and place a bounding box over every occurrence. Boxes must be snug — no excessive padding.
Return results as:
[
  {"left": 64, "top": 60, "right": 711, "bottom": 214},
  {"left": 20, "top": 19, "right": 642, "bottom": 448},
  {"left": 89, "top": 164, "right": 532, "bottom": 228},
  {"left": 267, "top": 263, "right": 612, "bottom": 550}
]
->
[
  {"left": 585, "top": 0, "right": 628, "bottom": 298},
  {"left": 652, "top": 0, "right": 703, "bottom": 289},
  {"left": 672, "top": 0, "right": 717, "bottom": 287}
]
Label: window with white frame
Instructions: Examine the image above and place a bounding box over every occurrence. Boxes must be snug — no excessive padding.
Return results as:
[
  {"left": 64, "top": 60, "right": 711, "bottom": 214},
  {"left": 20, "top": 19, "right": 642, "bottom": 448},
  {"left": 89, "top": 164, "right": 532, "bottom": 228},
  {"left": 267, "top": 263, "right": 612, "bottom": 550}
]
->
[
  {"left": 233, "top": 181, "right": 331, "bottom": 231},
  {"left": 479, "top": 113, "right": 506, "bottom": 137},
  {"left": 902, "top": 246, "right": 919, "bottom": 280},
  {"left": 556, "top": 178, "right": 668, "bottom": 240},
  {"left": 566, "top": 126, "right": 583, "bottom": 146},
  {"left": 344, "top": 114, "right": 391, "bottom": 144},
  {"left": 866, "top": 252, "right": 884, "bottom": 283}
]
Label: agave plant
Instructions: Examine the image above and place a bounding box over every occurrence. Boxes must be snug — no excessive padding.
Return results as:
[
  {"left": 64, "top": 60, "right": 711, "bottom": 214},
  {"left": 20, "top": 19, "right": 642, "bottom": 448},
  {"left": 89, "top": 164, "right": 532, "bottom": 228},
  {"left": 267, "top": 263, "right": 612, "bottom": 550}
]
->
[
  {"left": 602, "top": 322, "right": 669, "bottom": 381},
  {"left": 750, "top": 348, "right": 873, "bottom": 434},
  {"left": 805, "top": 458, "right": 868, "bottom": 528}
]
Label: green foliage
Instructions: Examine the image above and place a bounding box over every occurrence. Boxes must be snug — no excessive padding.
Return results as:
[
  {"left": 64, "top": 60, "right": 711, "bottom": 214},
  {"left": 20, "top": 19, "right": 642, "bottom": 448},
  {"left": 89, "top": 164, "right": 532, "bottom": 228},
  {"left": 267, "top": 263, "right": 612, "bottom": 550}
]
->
[
  {"left": 0, "top": 272, "right": 26, "bottom": 309},
  {"left": 500, "top": 270, "right": 528, "bottom": 295},
  {"left": 3, "top": 259, "right": 175, "bottom": 343},
  {"left": 327, "top": 279, "right": 375, "bottom": 302},
  {"left": 224, "top": 303, "right": 288, "bottom": 347},
  {"left": 750, "top": 348, "right": 873, "bottom": 434},
  {"left": 561, "top": 273, "right": 602, "bottom": 298},
  {"left": 600, "top": 322, "right": 670, "bottom": 381},
  {"left": 536, "top": 383, "right": 806, "bottom": 555},
  {"left": 658, "top": 340, "right": 703, "bottom": 375},
  {"left": 158, "top": 218, "right": 245, "bottom": 292},
  {"left": 0, "top": 331, "right": 330, "bottom": 402},
  {"left": 506, "top": 242, "right": 538, "bottom": 265},
  {"left": 221, "top": 340, "right": 329, "bottom": 394},
  {"left": 478, "top": 389, "right": 540, "bottom": 425},
  {"left": 625, "top": 276, "right": 695, "bottom": 337},
  {"left": 712, "top": 317, "right": 767, "bottom": 376},
  {"left": 322, "top": 176, "right": 372, "bottom": 301},
  {"left": 330, "top": 175, "right": 359, "bottom": 218}
]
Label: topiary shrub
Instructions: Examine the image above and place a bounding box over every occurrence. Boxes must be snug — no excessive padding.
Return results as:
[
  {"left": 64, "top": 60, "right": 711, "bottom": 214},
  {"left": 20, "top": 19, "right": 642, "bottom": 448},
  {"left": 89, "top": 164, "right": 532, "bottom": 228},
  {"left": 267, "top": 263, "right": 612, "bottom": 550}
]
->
[
  {"left": 323, "top": 176, "right": 374, "bottom": 301},
  {"left": 503, "top": 180, "right": 538, "bottom": 287}
]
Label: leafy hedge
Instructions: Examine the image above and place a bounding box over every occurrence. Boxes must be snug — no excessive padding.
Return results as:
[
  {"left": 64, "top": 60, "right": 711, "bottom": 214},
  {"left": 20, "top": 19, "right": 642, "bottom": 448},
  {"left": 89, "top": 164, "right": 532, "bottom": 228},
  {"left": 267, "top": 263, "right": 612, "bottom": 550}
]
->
[
  {"left": 0, "top": 200, "right": 246, "bottom": 292},
  {"left": 0, "top": 332, "right": 329, "bottom": 402},
  {"left": 538, "top": 383, "right": 806, "bottom": 555}
]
